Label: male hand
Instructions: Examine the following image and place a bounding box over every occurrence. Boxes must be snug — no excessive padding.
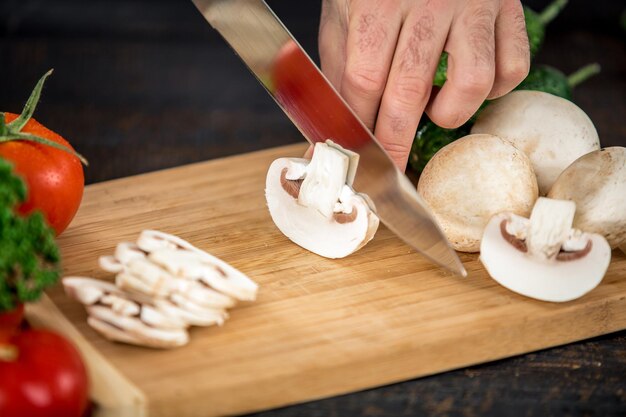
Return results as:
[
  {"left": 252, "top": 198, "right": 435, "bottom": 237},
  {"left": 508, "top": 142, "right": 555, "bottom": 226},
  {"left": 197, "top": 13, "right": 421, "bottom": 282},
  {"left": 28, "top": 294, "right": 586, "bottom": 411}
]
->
[{"left": 319, "top": 0, "right": 530, "bottom": 170}]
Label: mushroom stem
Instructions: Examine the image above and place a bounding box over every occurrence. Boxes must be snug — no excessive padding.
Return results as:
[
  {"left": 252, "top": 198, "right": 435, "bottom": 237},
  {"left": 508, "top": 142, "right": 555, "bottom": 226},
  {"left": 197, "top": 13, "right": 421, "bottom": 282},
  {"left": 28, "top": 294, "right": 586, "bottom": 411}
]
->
[
  {"left": 527, "top": 197, "right": 576, "bottom": 259},
  {"left": 298, "top": 141, "right": 350, "bottom": 218}
]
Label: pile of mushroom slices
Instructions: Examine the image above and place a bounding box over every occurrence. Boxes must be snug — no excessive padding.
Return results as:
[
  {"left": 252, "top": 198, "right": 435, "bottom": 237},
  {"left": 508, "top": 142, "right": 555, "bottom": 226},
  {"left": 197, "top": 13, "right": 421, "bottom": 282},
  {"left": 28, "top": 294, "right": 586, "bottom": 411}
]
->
[
  {"left": 265, "top": 140, "right": 379, "bottom": 258},
  {"left": 417, "top": 90, "right": 625, "bottom": 302},
  {"left": 63, "top": 230, "right": 259, "bottom": 348}
]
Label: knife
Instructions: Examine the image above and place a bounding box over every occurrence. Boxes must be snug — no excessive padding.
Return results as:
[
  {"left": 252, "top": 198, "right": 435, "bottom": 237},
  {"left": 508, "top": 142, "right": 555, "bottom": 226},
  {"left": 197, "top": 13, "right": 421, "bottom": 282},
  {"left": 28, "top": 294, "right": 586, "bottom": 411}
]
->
[{"left": 191, "top": 0, "right": 466, "bottom": 277}]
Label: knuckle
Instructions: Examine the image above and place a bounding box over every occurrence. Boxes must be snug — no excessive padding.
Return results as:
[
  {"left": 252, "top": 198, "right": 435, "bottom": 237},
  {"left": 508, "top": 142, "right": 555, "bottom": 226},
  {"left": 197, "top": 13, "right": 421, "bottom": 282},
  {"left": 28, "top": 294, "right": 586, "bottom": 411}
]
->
[
  {"left": 456, "top": 71, "right": 493, "bottom": 96},
  {"left": 343, "top": 66, "right": 387, "bottom": 98},
  {"left": 383, "top": 140, "right": 412, "bottom": 167},
  {"left": 385, "top": 141, "right": 411, "bottom": 157},
  {"left": 500, "top": 58, "right": 530, "bottom": 84},
  {"left": 390, "top": 75, "right": 432, "bottom": 109}
]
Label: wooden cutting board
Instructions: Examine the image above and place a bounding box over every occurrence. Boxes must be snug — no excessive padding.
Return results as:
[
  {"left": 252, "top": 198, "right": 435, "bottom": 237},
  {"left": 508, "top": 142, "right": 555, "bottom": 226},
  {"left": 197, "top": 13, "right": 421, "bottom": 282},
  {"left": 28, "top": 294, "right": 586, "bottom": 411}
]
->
[{"left": 26, "top": 143, "right": 626, "bottom": 417}]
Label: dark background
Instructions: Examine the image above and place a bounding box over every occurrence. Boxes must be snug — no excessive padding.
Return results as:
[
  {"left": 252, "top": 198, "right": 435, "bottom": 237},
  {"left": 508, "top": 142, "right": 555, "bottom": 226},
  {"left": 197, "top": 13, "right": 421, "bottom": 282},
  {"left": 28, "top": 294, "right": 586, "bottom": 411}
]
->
[{"left": 1, "top": 1, "right": 625, "bottom": 416}]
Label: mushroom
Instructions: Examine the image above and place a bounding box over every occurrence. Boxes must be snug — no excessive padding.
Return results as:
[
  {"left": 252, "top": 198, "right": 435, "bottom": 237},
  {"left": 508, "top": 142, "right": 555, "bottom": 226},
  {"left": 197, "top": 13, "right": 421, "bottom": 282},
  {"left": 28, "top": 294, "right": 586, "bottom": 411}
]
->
[
  {"left": 138, "top": 230, "right": 259, "bottom": 301},
  {"left": 471, "top": 90, "right": 601, "bottom": 195},
  {"left": 480, "top": 197, "right": 611, "bottom": 302},
  {"left": 548, "top": 147, "right": 626, "bottom": 249},
  {"left": 265, "top": 141, "right": 379, "bottom": 258},
  {"left": 63, "top": 277, "right": 190, "bottom": 348},
  {"left": 417, "top": 134, "right": 538, "bottom": 252},
  {"left": 64, "top": 230, "right": 260, "bottom": 348}
]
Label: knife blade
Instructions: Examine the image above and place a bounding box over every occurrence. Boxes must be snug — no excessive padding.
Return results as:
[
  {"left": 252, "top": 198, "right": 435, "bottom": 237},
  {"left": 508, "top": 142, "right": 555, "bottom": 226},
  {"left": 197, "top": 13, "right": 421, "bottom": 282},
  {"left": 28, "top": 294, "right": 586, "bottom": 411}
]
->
[{"left": 191, "top": 0, "right": 466, "bottom": 277}]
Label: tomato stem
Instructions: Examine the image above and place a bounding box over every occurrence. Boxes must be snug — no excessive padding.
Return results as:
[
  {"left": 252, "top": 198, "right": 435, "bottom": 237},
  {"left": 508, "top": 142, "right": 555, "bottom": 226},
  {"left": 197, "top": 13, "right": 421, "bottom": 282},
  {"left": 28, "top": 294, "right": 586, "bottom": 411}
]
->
[
  {"left": 7, "top": 69, "right": 53, "bottom": 132},
  {"left": 0, "top": 131, "right": 89, "bottom": 166},
  {"left": 0, "top": 71, "right": 89, "bottom": 166}
]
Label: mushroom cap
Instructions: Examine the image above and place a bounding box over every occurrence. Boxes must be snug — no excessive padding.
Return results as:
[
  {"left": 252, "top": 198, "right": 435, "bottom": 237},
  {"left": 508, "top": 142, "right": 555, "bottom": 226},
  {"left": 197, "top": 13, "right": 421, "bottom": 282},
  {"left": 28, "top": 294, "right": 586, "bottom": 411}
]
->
[
  {"left": 548, "top": 147, "right": 626, "bottom": 248},
  {"left": 265, "top": 158, "right": 379, "bottom": 259},
  {"left": 471, "top": 90, "right": 600, "bottom": 195},
  {"left": 480, "top": 212, "right": 611, "bottom": 302},
  {"left": 417, "top": 134, "right": 538, "bottom": 252}
]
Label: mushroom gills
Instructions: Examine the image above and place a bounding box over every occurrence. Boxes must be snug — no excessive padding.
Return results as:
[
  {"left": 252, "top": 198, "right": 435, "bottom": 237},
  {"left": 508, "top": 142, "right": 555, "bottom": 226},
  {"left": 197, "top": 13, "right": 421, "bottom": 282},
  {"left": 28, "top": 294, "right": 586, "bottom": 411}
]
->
[{"left": 480, "top": 197, "right": 611, "bottom": 302}]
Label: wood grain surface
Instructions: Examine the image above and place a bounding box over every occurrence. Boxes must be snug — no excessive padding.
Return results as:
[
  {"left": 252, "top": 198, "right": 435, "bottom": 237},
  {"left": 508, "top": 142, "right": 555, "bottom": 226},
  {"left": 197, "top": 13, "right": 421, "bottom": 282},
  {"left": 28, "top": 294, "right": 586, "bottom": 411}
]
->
[{"left": 28, "top": 143, "right": 626, "bottom": 417}]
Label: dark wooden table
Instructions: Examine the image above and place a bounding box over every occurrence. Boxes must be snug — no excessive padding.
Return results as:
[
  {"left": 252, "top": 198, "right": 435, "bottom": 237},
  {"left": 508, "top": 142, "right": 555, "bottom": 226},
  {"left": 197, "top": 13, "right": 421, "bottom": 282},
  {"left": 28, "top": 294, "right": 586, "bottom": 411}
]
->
[{"left": 2, "top": 1, "right": 625, "bottom": 416}]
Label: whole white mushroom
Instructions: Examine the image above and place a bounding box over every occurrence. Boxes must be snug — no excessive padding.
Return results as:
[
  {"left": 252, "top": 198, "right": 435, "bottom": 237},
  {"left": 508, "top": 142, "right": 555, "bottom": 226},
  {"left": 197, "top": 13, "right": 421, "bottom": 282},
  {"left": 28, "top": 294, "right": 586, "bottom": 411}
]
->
[
  {"left": 471, "top": 90, "right": 600, "bottom": 195},
  {"left": 417, "top": 134, "right": 538, "bottom": 252},
  {"left": 548, "top": 147, "right": 626, "bottom": 249}
]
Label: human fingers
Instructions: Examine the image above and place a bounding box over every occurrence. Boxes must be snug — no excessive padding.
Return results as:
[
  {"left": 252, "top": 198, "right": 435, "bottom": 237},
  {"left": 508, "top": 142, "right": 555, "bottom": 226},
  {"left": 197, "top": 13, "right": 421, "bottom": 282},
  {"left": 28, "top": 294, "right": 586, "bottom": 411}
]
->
[
  {"left": 318, "top": 0, "right": 348, "bottom": 88},
  {"left": 373, "top": 2, "right": 453, "bottom": 170},
  {"left": 339, "top": 0, "right": 403, "bottom": 131},
  {"left": 426, "top": 0, "right": 500, "bottom": 128},
  {"left": 487, "top": 0, "right": 530, "bottom": 98}
]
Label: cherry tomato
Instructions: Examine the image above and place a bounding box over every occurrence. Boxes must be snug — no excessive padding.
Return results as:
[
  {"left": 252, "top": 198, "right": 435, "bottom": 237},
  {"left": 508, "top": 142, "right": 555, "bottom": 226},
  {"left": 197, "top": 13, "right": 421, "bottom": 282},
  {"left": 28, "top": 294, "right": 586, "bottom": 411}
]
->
[
  {"left": 0, "top": 304, "right": 24, "bottom": 341},
  {"left": 0, "top": 329, "right": 89, "bottom": 417},
  {"left": 0, "top": 113, "right": 84, "bottom": 235}
]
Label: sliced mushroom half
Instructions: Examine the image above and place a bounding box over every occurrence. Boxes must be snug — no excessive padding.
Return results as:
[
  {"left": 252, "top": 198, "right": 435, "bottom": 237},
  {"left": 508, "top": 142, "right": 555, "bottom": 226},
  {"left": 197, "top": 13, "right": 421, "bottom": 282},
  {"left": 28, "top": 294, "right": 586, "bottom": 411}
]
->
[
  {"left": 265, "top": 141, "right": 379, "bottom": 258},
  {"left": 480, "top": 197, "right": 611, "bottom": 302}
]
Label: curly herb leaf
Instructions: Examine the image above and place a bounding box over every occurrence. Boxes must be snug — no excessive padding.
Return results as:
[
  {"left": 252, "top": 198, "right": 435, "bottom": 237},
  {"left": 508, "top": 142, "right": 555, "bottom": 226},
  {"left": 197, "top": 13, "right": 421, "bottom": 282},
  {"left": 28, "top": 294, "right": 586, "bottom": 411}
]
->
[{"left": 0, "top": 158, "right": 60, "bottom": 312}]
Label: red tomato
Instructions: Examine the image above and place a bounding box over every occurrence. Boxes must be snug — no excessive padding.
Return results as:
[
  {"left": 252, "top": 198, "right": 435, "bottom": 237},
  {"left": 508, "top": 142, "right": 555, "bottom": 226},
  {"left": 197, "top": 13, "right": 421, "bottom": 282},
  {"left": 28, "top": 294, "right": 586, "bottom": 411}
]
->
[
  {"left": 0, "top": 304, "right": 24, "bottom": 341},
  {"left": 271, "top": 40, "right": 371, "bottom": 151},
  {"left": 0, "top": 113, "right": 84, "bottom": 235},
  {"left": 0, "top": 329, "right": 89, "bottom": 417}
]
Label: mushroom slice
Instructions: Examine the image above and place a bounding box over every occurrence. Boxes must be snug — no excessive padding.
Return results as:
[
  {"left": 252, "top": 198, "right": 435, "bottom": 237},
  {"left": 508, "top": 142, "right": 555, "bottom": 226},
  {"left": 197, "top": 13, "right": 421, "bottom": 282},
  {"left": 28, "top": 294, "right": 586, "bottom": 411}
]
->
[
  {"left": 480, "top": 197, "right": 611, "bottom": 302},
  {"left": 265, "top": 142, "right": 379, "bottom": 259},
  {"left": 114, "top": 242, "right": 147, "bottom": 264},
  {"left": 63, "top": 277, "right": 187, "bottom": 330},
  {"left": 548, "top": 147, "right": 626, "bottom": 249},
  {"left": 137, "top": 230, "right": 258, "bottom": 301},
  {"left": 174, "top": 279, "right": 236, "bottom": 309},
  {"left": 99, "top": 256, "right": 125, "bottom": 273},
  {"left": 87, "top": 305, "right": 189, "bottom": 348},
  {"left": 148, "top": 248, "right": 257, "bottom": 302},
  {"left": 140, "top": 305, "right": 188, "bottom": 330},
  {"left": 137, "top": 230, "right": 201, "bottom": 254},
  {"left": 153, "top": 299, "right": 226, "bottom": 327},
  {"left": 115, "top": 270, "right": 173, "bottom": 299},
  {"left": 63, "top": 277, "right": 123, "bottom": 305},
  {"left": 169, "top": 293, "right": 228, "bottom": 326}
]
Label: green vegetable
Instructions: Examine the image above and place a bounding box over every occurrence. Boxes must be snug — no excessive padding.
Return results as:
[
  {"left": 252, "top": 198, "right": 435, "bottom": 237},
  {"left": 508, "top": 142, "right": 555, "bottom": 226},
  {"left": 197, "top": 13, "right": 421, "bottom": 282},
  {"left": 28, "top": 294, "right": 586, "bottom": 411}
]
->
[
  {"left": 433, "top": 53, "right": 448, "bottom": 88},
  {"left": 525, "top": 0, "right": 569, "bottom": 57},
  {"left": 410, "top": 62, "right": 599, "bottom": 174},
  {"left": 433, "top": 0, "right": 568, "bottom": 87},
  {"left": 515, "top": 63, "right": 600, "bottom": 100},
  {"left": 0, "top": 157, "right": 60, "bottom": 312},
  {"left": 409, "top": 118, "right": 472, "bottom": 173}
]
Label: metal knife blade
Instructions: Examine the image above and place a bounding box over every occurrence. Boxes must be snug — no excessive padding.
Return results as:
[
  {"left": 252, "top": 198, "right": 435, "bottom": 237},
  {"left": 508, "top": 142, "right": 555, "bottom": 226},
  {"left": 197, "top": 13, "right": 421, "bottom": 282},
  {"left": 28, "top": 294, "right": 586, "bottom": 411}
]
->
[{"left": 191, "top": 0, "right": 466, "bottom": 276}]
